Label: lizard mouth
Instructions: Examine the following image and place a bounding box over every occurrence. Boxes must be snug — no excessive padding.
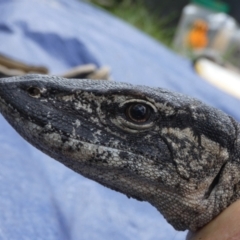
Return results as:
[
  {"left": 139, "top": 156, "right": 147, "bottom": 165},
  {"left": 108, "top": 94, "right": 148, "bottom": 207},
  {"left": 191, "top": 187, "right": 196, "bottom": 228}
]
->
[{"left": 1, "top": 108, "right": 161, "bottom": 182}]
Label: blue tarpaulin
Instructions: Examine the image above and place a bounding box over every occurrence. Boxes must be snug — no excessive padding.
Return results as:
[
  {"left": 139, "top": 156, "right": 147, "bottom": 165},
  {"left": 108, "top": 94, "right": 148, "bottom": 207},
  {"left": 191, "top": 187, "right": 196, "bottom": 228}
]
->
[{"left": 0, "top": 0, "right": 240, "bottom": 239}]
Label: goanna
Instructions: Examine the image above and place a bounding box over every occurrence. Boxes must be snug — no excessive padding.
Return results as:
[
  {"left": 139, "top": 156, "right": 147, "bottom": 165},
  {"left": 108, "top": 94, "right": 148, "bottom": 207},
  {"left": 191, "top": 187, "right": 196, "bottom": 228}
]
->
[{"left": 0, "top": 74, "right": 239, "bottom": 231}]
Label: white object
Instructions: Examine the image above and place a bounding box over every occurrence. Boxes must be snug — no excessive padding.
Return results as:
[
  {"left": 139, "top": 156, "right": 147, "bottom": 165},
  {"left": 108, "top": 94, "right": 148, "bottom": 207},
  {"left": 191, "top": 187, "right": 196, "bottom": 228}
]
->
[{"left": 195, "top": 58, "right": 240, "bottom": 99}]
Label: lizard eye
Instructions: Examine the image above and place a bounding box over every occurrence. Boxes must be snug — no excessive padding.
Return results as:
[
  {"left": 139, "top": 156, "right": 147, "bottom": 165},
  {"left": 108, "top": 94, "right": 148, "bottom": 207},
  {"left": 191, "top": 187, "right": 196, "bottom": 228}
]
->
[
  {"left": 27, "top": 87, "right": 41, "bottom": 98},
  {"left": 111, "top": 100, "right": 157, "bottom": 132},
  {"left": 126, "top": 103, "right": 152, "bottom": 123}
]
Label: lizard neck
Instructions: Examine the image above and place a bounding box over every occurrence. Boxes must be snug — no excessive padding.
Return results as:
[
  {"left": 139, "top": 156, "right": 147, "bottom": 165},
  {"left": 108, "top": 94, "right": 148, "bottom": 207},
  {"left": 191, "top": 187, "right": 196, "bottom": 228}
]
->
[
  {"left": 228, "top": 120, "right": 240, "bottom": 203},
  {"left": 233, "top": 120, "right": 240, "bottom": 162}
]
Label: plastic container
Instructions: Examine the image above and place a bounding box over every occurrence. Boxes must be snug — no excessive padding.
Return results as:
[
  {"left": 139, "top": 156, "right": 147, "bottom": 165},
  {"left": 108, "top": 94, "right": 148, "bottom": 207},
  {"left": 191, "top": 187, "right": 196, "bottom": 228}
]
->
[
  {"left": 222, "top": 29, "right": 240, "bottom": 69},
  {"left": 173, "top": 0, "right": 237, "bottom": 59}
]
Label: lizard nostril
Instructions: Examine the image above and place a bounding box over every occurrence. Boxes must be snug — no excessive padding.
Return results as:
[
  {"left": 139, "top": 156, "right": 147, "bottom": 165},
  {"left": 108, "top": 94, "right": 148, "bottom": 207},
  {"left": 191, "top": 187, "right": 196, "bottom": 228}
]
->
[{"left": 27, "top": 87, "right": 41, "bottom": 98}]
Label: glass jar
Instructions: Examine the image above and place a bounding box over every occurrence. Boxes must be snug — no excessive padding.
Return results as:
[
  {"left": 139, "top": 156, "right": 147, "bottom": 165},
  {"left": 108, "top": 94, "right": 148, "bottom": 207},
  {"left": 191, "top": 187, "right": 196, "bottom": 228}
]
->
[{"left": 173, "top": 0, "right": 237, "bottom": 59}]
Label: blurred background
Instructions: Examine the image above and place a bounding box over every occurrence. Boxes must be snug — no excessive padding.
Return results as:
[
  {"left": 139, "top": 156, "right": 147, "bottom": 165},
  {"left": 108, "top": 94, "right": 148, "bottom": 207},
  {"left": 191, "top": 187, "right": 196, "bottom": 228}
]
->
[
  {"left": 88, "top": 0, "right": 240, "bottom": 102},
  {"left": 89, "top": 0, "right": 240, "bottom": 52}
]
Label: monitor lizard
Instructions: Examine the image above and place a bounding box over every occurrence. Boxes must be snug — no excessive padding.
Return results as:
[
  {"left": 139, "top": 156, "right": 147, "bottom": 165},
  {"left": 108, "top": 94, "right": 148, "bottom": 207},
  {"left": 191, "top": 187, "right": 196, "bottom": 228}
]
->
[{"left": 0, "top": 74, "right": 239, "bottom": 231}]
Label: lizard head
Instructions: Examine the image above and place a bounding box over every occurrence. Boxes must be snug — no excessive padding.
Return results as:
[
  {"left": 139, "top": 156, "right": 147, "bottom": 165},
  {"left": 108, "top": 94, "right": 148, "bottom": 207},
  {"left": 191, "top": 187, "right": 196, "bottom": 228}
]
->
[{"left": 0, "top": 74, "right": 239, "bottom": 231}]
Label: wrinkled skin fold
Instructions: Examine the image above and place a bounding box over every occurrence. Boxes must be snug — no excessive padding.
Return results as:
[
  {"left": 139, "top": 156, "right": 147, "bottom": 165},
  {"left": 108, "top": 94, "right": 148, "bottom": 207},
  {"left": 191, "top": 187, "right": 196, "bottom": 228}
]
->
[{"left": 0, "top": 74, "right": 240, "bottom": 231}]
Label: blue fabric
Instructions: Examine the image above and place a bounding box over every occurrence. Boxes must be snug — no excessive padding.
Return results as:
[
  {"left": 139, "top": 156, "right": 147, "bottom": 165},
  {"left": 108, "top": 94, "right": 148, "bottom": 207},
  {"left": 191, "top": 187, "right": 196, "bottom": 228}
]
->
[
  {"left": 0, "top": 0, "right": 240, "bottom": 239},
  {"left": 0, "top": 0, "right": 100, "bottom": 74}
]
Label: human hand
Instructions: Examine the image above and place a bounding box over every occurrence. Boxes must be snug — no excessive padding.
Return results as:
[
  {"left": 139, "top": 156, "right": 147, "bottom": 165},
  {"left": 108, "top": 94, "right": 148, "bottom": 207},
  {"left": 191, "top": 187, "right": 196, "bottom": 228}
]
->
[{"left": 186, "top": 200, "right": 240, "bottom": 240}]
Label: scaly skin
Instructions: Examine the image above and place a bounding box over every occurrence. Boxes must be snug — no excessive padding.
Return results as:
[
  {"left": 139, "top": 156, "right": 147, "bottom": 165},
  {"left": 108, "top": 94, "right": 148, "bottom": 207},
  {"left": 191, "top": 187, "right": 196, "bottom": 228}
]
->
[{"left": 0, "top": 74, "right": 240, "bottom": 231}]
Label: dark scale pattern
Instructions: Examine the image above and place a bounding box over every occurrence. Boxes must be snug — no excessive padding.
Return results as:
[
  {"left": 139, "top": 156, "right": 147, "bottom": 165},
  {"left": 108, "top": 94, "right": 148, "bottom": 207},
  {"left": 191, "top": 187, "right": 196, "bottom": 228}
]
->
[{"left": 0, "top": 74, "right": 240, "bottom": 231}]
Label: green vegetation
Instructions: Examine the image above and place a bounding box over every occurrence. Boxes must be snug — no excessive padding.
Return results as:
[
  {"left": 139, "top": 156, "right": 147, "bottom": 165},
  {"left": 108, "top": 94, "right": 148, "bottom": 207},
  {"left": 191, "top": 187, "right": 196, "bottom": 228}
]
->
[{"left": 87, "top": 0, "right": 176, "bottom": 46}]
